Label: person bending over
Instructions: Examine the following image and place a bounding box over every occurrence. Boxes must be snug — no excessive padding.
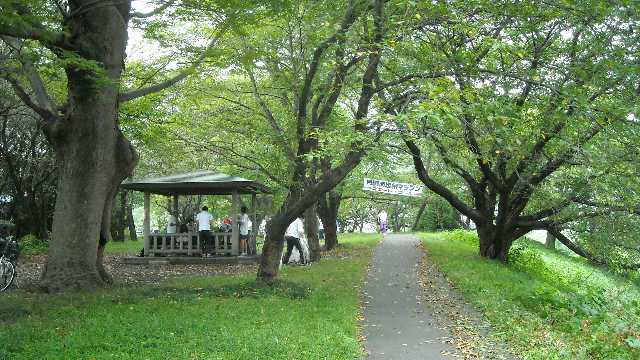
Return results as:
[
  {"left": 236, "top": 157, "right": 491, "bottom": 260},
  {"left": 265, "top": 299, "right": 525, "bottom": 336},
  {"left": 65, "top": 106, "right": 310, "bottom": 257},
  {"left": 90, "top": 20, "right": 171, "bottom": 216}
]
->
[{"left": 283, "top": 216, "right": 305, "bottom": 265}]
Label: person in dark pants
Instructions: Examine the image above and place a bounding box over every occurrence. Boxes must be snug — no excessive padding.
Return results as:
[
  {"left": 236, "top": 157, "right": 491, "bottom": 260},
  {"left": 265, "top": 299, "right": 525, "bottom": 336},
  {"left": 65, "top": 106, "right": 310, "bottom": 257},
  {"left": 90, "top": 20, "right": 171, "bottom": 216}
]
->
[
  {"left": 196, "top": 206, "right": 213, "bottom": 256},
  {"left": 283, "top": 216, "right": 305, "bottom": 265}
]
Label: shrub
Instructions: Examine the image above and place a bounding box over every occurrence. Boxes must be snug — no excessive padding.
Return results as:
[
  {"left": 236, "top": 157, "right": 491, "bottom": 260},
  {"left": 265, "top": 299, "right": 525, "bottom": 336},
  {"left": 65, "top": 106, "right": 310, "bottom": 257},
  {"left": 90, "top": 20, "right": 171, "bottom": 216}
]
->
[
  {"left": 19, "top": 234, "right": 48, "bottom": 254},
  {"left": 446, "top": 229, "right": 479, "bottom": 246},
  {"left": 416, "top": 196, "right": 461, "bottom": 231}
]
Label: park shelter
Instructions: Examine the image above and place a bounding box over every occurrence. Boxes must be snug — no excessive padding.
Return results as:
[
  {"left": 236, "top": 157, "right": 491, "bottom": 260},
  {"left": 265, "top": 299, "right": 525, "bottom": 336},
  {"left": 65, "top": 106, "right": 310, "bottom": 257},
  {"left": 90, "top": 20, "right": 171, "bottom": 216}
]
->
[{"left": 121, "top": 171, "right": 270, "bottom": 258}]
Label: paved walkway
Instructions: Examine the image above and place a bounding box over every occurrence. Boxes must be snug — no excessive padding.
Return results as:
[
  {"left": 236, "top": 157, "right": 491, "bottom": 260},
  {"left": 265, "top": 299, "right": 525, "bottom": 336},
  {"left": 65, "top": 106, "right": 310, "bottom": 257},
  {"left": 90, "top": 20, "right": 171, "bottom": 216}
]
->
[{"left": 362, "top": 234, "right": 456, "bottom": 359}]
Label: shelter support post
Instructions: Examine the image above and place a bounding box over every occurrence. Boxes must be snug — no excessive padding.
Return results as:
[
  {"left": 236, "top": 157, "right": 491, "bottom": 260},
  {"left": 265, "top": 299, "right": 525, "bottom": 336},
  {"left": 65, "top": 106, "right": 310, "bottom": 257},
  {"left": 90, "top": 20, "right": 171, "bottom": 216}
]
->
[
  {"left": 231, "top": 191, "right": 240, "bottom": 255},
  {"left": 143, "top": 192, "right": 150, "bottom": 257},
  {"left": 172, "top": 195, "right": 179, "bottom": 219},
  {"left": 251, "top": 193, "right": 257, "bottom": 255}
]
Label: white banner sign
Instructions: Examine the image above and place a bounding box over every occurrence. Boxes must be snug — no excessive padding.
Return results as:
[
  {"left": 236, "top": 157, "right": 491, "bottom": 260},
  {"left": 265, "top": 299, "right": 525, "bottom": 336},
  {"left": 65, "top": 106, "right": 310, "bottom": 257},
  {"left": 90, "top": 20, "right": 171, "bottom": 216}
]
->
[{"left": 363, "top": 178, "right": 424, "bottom": 197}]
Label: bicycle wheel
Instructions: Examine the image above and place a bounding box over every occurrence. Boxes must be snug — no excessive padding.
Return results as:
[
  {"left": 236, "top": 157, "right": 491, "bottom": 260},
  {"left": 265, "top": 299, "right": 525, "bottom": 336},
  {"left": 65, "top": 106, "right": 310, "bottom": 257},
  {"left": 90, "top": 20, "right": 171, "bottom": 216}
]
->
[{"left": 0, "top": 259, "right": 15, "bottom": 292}]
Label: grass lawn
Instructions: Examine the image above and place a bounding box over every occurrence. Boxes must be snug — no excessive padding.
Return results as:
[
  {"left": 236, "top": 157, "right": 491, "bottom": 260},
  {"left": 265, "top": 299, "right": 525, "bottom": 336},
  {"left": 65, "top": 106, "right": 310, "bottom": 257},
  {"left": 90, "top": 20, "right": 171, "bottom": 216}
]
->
[
  {"left": 420, "top": 231, "right": 640, "bottom": 360},
  {"left": 105, "top": 238, "right": 145, "bottom": 255},
  {"left": 1, "top": 233, "right": 379, "bottom": 360}
]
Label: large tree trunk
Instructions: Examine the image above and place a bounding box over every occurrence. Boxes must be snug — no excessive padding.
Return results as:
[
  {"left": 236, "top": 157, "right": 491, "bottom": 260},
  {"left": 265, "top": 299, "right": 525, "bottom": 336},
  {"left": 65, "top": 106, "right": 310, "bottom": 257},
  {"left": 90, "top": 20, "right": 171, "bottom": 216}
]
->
[
  {"left": 545, "top": 231, "right": 556, "bottom": 250},
  {"left": 39, "top": 3, "right": 135, "bottom": 292},
  {"left": 257, "top": 215, "right": 289, "bottom": 284},
  {"left": 476, "top": 223, "right": 514, "bottom": 262},
  {"left": 110, "top": 191, "right": 126, "bottom": 242},
  {"left": 317, "top": 191, "right": 341, "bottom": 250},
  {"left": 126, "top": 200, "right": 137, "bottom": 241},
  {"left": 304, "top": 205, "right": 321, "bottom": 262},
  {"left": 412, "top": 198, "right": 428, "bottom": 231}
]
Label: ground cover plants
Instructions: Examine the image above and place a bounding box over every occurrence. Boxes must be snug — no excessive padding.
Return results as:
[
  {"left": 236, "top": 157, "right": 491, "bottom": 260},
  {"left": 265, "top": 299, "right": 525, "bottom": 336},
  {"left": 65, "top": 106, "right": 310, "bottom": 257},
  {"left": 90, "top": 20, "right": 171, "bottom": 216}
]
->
[
  {"left": 0, "top": 233, "right": 378, "bottom": 359},
  {"left": 421, "top": 231, "right": 640, "bottom": 360}
]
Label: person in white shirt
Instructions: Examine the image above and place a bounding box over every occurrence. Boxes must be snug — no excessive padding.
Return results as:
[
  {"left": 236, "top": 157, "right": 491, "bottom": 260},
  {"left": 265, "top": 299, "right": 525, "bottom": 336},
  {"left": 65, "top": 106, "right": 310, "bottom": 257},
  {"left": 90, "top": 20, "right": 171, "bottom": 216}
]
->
[
  {"left": 239, "top": 206, "right": 250, "bottom": 256},
  {"left": 318, "top": 217, "right": 325, "bottom": 240},
  {"left": 166, "top": 214, "right": 177, "bottom": 234},
  {"left": 283, "top": 216, "right": 306, "bottom": 265},
  {"left": 196, "top": 206, "right": 213, "bottom": 256}
]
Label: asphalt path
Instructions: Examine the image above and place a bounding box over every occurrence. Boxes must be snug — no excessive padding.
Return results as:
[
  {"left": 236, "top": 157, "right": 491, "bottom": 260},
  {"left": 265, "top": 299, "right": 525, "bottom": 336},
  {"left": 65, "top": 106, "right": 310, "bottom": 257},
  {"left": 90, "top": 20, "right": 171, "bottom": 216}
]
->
[{"left": 362, "top": 234, "right": 456, "bottom": 359}]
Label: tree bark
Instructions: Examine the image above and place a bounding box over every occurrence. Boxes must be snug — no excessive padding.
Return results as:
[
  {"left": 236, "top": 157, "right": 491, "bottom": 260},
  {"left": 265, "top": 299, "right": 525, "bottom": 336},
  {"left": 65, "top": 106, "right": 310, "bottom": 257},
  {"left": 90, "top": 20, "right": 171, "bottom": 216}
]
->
[
  {"left": 110, "top": 190, "right": 126, "bottom": 242},
  {"left": 412, "top": 198, "right": 428, "bottom": 231},
  {"left": 318, "top": 190, "right": 340, "bottom": 250},
  {"left": 476, "top": 223, "right": 515, "bottom": 262},
  {"left": 39, "top": 3, "right": 136, "bottom": 292},
  {"left": 545, "top": 231, "right": 556, "bottom": 250},
  {"left": 257, "top": 215, "right": 288, "bottom": 284},
  {"left": 304, "top": 205, "right": 321, "bottom": 262},
  {"left": 126, "top": 200, "right": 137, "bottom": 241}
]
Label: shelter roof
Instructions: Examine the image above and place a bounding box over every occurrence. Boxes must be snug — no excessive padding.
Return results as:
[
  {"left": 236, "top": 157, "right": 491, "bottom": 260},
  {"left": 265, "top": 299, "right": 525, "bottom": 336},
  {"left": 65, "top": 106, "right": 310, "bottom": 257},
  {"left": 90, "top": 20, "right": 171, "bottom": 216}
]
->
[{"left": 120, "top": 171, "right": 271, "bottom": 195}]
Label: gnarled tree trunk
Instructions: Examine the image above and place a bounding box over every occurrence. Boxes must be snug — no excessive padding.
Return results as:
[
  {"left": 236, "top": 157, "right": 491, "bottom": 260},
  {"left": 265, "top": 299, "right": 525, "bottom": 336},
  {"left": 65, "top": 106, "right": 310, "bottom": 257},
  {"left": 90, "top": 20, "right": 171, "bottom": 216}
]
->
[
  {"left": 126, "top": 200, "right": 137, "bottom": 241},
  {"left": 257, "top": 214, "right": 289, "bottom": 284},
  {"left": 39, "top": 3, "right": 136, "bottom": 292},
  {"left": 318, "top": 190, "right": 341, "bottom": 250},
  {"left": 412, "top": 198, "right": 428, "bottom": 231},
  {"left": 110, "top": 190, "right": 127, "bottom": 242},
  {"left": 304, "top": 205, "right": 320, "bottom": 262},
  {"left": 477, "top": 224, "right": 512, "bottom": 262},
  {"left": 545, "top": 231, "right": 556, "bottom": 250}
]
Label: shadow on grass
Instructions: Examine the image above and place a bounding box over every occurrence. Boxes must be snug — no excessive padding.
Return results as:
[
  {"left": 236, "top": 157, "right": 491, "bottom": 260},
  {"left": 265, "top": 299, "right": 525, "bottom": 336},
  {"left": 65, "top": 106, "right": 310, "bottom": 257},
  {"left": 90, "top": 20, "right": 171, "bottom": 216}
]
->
[
  {"left": 127, "top": 279, "right": 312, "bottom": 302},
  {"left": 0, "top": 302, "right": 31, "bottom": 324},
  {"left": 0, "top": 279, "right": 312, "bottom": 325}
]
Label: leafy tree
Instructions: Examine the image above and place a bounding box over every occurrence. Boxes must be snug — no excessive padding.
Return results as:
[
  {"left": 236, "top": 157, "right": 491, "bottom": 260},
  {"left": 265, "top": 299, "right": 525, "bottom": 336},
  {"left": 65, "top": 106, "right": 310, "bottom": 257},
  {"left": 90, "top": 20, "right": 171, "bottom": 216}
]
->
[
  {"left": 0, "top": 0, "right": 247, "bottom": 290},
  {"left": 398, "top": 1, "right": 639, "bottom": 262},
  {"left": 0, "top": 83, "right": 55, "bottom": 239},
  {"left": 415, "top": 195, "right": 461, "bottom": 232}
]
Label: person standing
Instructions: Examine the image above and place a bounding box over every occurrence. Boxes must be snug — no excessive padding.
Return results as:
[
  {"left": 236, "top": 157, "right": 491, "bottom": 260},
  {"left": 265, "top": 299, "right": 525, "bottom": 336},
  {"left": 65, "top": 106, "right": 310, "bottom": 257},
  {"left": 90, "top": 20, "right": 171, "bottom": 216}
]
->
[
  {"left": 197, "top": 206, "right": 213, "bottom": 256},
  {"left": 239, "top": 206, "right": 250, "bottom": 256},
  {"left": 318, "top": 217, "right": 325, "bottom": 240},
  {"left": 377, "top": 210, "right": 388, "bottom": 233},
  {"left": 283, "top": 216, "right": 306, "bottom": 265},
  {"left": 166, "top": 214, "right": 177, "bottom": 234}
]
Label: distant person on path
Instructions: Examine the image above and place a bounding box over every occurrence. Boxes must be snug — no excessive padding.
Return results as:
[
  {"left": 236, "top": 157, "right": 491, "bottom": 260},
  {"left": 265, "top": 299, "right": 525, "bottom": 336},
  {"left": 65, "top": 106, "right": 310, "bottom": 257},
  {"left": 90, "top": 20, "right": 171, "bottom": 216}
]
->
[
  {"left": 283, "top": 216, "right": 306, "bottom": 265},
  {"left": 197, "top": 206, "right": 213, "bottom": 256},
  {"left": 377, "top": 210, "right": 388, "bottom": 233},
  {"left": 239, "top": 206, "right": 250, "bottom": 256}
]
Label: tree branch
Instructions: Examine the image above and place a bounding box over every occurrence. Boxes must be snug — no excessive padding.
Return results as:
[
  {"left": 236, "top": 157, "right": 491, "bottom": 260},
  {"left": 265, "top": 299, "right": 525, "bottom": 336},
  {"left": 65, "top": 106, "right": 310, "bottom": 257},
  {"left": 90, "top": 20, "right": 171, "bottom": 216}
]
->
[
  {"left": 246, "top": 68, "right": 297, "bottom": 162},
  {"left": 0, "top": 23, "right": 69, "bottom": 51},
  {"left": 131, "top": 0, "right": 177, "bottom": 18},
  {"left": 2, "top": 75, "right": 57, "bottom": 123},
  {"left": 119, "top": 25, "right": 229, "bottom": 102},
  {"left": 297, "top": 0, "right": 361, "bottom": 124},
  {"left": 405, "top": 138, "right": 483, "bottom": 222}
]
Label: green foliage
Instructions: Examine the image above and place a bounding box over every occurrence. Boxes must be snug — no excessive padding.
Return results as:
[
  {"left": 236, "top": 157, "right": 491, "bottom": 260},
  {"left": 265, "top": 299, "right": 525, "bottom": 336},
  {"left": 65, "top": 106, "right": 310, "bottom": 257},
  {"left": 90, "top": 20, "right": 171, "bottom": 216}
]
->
[
  {"left": 104, "top": 238, "right": 144, "bottom": 255},
  {"left": 443, "top": 229, "right": 478, "bottom": 246},
  {"left": 18, "top": 234, "right": 48, "bottom": 254},
  {"left": 421, "top": 232, "right": 640, "bottom": 360},
  {"left": 0, "top": 233, "right": 379, "bottom": 359},
  {"left": 415, "top": 196, "right": 461, "bottom": 231},
  {"left": 570, "top": 215, "right": 640, "bottom": 273}
]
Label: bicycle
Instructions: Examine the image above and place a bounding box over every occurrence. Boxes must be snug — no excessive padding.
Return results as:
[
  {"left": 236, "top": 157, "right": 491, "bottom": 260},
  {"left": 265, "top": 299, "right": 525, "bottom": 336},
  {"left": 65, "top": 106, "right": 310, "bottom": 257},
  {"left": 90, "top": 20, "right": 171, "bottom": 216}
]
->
[{"left": 0, "top": 235, "right": 18, "bottom": 292}]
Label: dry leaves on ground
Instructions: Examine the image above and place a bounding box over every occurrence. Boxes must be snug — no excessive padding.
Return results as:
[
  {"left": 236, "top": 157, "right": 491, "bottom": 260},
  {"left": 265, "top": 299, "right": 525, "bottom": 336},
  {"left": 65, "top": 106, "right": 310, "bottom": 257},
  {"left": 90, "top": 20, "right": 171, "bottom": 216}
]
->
[
  {"left": 14, "top": 254, "right": 257, "bottom": 290},
  {"left": 416, "top": 242, "right": 518, "bottom": 360}
]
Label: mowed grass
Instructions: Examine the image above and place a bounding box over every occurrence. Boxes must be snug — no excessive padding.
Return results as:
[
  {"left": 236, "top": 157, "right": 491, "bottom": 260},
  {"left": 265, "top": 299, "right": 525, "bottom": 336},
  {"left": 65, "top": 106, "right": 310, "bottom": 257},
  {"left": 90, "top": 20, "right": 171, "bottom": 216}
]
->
[
  {"left": 0, "top": 233, "right": 379, "bottom": 360},
  {"left": 420, "top": 231, "right": 640, "bottom": 360},
  {"left": 105, "top": 238, "right": 144, "bottom": 255}
]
